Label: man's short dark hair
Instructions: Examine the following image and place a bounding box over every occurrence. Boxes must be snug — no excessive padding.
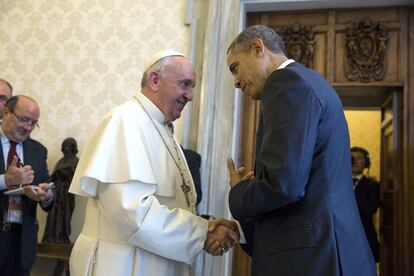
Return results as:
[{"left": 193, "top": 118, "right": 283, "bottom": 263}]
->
[
  {"left": 227, "top": 25, "right": 286, "bottom": 55},
  {"left": 351, "top": 146, "right": 371, "bottom": 169},
  {"left": 5, "top": 95, "right": 19, "bottom": 112}
]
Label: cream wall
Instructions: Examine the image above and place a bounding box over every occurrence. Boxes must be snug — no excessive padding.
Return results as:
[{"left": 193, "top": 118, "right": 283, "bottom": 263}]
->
[
  {"left": 1, "top": 0, "right": 190, "bottom": 166},
  {"left": 344, "top": 110, "right": 381, "bottom": 181},
  {"left": 1, "top": 0, "right": 191, "bottom": 274}
]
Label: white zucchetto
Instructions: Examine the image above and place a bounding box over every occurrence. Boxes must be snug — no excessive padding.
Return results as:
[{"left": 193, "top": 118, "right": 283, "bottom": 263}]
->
[{"left": 143, "top": 50, "right": 184, "bottom": 72}]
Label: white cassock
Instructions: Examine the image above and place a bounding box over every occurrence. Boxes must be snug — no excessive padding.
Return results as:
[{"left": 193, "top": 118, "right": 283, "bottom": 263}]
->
[{"left": 69, "top": 93, "right": 208, "bottom": 276}]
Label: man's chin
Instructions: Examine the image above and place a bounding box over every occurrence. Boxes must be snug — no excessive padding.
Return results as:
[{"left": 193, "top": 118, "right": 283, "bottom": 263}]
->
[
  {"left": 171, "top": 112, "right": 182, "bottom": 121},
  {"left": 15, "top": 134, "right": 28, "bottom": 142},
  {"left": 246, "top": 88, "right": 262, "bottom": 100},
  {"left": 251, "top": 93, "right": 262, "bottom": 101}
]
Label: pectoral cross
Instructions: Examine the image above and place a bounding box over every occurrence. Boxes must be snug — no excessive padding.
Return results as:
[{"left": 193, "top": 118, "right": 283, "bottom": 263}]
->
[{"left": 180, "top": 180, "right": 192, "bottom": 207}]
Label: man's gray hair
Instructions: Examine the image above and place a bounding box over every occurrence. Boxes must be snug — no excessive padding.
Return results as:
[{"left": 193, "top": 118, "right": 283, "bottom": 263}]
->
[
  {"left": 140, "top": 57, "right": 173, "bottom": 89},
  {"left": 227, "top": 25, "right": 286, "bottom": 55}
]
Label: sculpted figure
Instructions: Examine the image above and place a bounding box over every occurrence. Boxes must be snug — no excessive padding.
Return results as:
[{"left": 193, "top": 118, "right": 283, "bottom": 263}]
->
[{"left": 42, "top": 138, "right": 79, "bottom": 244}]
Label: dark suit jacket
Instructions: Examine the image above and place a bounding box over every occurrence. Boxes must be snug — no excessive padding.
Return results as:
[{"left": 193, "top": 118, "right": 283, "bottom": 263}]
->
[
  {"left": 182, "top": 148, "right": 202, "bottom": 205},
  {"left": 0, "top": 137, "right": 51, "bottom": 271},
  {"left": 354, "top": 176, "right": 380, "bottom": 262},
  {"left": 229, "top": 62, "right": 376, "bottom": 276}
]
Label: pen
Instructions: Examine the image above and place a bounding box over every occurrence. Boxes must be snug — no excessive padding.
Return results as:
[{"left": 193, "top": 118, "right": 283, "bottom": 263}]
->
[{"left": 17, "top": 158, "right": 24, "bottom": 188}]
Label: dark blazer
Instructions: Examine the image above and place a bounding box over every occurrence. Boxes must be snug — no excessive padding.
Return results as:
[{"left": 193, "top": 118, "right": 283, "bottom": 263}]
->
[
  {"left": 229, "top": 62, "right": 376, "bottom": 276},
  {"left": 0, "top": 137, "right": 51, "bottom": 271},
  {"left": 182, "top": 148, "right": 202, "bottom": 205},
  {"left": 354, "top": 176, "right": 380, "bottom": 262}
]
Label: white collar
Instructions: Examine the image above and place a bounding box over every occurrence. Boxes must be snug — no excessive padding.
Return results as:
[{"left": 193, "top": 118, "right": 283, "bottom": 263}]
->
[
  {"left": 277, "top": 59, "right": 295, "bottom": 70},
  {"left": 353, "top": 174, "right": 363, "bottom": 181},
  {"left": 135, "top": 92, "right": 169, "bottom": 125}
]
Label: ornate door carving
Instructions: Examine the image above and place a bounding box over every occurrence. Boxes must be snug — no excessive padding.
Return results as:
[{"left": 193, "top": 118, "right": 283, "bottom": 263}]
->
[
  {"left": 275, "top": 24, "right": 316, "bottom": 68},
  {"left": 345, "top": 18, "right": 389, "bottom": 82}
]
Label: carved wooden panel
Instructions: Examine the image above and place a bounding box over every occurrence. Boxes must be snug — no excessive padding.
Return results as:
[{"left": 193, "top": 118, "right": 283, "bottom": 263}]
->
[
  {"left": 274, "top": 24, "right": 316, "bottom": 68},
  {"left": 249, "top": 11, "right": 328, "bottom": 75},
  {"left": 334, "top": 9, "right": 402, "bottom": 84},
  {"left": 249, "top": 9, "right": 403, "bottom": 84},
  {"left": 344, "top": 18, "right": 389, "bottom": 82}
]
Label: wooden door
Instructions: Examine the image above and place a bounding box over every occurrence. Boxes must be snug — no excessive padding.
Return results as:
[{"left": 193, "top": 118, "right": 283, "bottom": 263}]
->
[{"left": 379, "top": 90, "right": 402, "bottom": 276}]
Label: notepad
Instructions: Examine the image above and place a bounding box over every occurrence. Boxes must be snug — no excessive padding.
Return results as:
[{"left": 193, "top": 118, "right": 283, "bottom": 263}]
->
[{"left": 4, "top": 187, "right": 25, "bottom": 195}]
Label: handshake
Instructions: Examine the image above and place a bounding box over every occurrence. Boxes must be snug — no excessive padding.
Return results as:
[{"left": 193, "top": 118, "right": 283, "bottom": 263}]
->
[{"left": 203, "top": 218, "right": 240, "bottom": 256}]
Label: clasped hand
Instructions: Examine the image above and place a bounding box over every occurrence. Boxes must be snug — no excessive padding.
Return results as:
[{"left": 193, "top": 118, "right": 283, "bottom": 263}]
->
[
  {"left": 202, "top": 158, "right": 253, "bottom": 256},
  {"left": 204, "top": 218, "right": 240, "bottom": 256}
]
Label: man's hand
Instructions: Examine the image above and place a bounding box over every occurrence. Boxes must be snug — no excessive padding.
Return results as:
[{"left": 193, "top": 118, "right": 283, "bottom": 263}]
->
[
  {"left": 5, "top": 156, "right": 34, "bottom": 188},
  {"left": 227, "top": 158, "right": 254, "bottom": 188},
  {"left": 23, "top": 182, "right": 54, "bottom": 202},
  {"left": 204, "top": 218, "right": 240, "bottom": 256}
]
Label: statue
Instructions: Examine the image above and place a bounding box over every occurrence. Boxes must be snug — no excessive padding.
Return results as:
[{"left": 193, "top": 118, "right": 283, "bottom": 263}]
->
[{"left": 42, "top": 137, "right": 79, "bottom": 244}]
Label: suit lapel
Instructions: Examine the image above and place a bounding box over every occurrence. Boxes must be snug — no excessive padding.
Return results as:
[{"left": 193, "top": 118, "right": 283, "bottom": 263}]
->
[
  {"left": 22, "top": 139, "right": 36, "bottom": 168},
  {"left": 0, "top": 143, "right": 4, "bottom": 173},
  {"left": 22, "top": 139, "right": 36, "bottom": 207}
]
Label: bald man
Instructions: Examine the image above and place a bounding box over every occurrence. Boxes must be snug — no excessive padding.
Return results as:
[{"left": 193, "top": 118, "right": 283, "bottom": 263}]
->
[
  {"left": 0, "top": 79, "right": 13, "bottom": 120},
  {"left": 0, "top": 95, "right": 54, "bottom": 276}
]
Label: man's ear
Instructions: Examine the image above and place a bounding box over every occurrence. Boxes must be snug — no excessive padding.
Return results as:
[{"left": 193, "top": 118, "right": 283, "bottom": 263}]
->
[
  {"left": 148, "top": 71, "right": 160, "bottom": 92},
  {"left": 3, "top": 107, "right": 10, "bottom": 117},
  {"left": 251, "top": 38, "right": 265, "bottom": 57}
]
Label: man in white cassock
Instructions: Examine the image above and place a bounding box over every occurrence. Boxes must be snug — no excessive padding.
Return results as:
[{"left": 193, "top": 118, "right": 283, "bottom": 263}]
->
[{"left": 68, "top": 50, "right": 239, "bottom": 276}]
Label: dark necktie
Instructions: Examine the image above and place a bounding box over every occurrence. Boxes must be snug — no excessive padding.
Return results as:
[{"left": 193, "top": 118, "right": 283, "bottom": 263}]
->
[
  {"left": 352, "top": 178, "right": 358, "bottom": 188},
  {"left": 4, "top": 140, "right": 23, "bottom": 224},
  {"left": 7, "top": 140, "right": 18, "bottom": 168}
]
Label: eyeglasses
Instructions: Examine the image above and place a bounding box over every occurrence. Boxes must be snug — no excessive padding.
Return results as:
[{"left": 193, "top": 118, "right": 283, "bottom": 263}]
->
[{"left": 11, "top": 110, "right": 39, "bottom": 128}]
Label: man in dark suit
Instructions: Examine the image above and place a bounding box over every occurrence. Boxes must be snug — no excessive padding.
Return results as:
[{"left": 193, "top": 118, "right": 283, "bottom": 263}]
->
[
  {"left": 226, "top": 25, "right": 376, "bottom": 275},
  {"left": 0, "top": 95, "right": 54, "bottom": 276},
  {"left": 351, "top": 146, "right": 380, "bottom": 263}
]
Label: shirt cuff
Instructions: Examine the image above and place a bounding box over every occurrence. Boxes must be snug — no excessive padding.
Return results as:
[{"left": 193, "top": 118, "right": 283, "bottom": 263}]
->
[{"left": 235, "top": 220, "right": 246, "bottom": 244}]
